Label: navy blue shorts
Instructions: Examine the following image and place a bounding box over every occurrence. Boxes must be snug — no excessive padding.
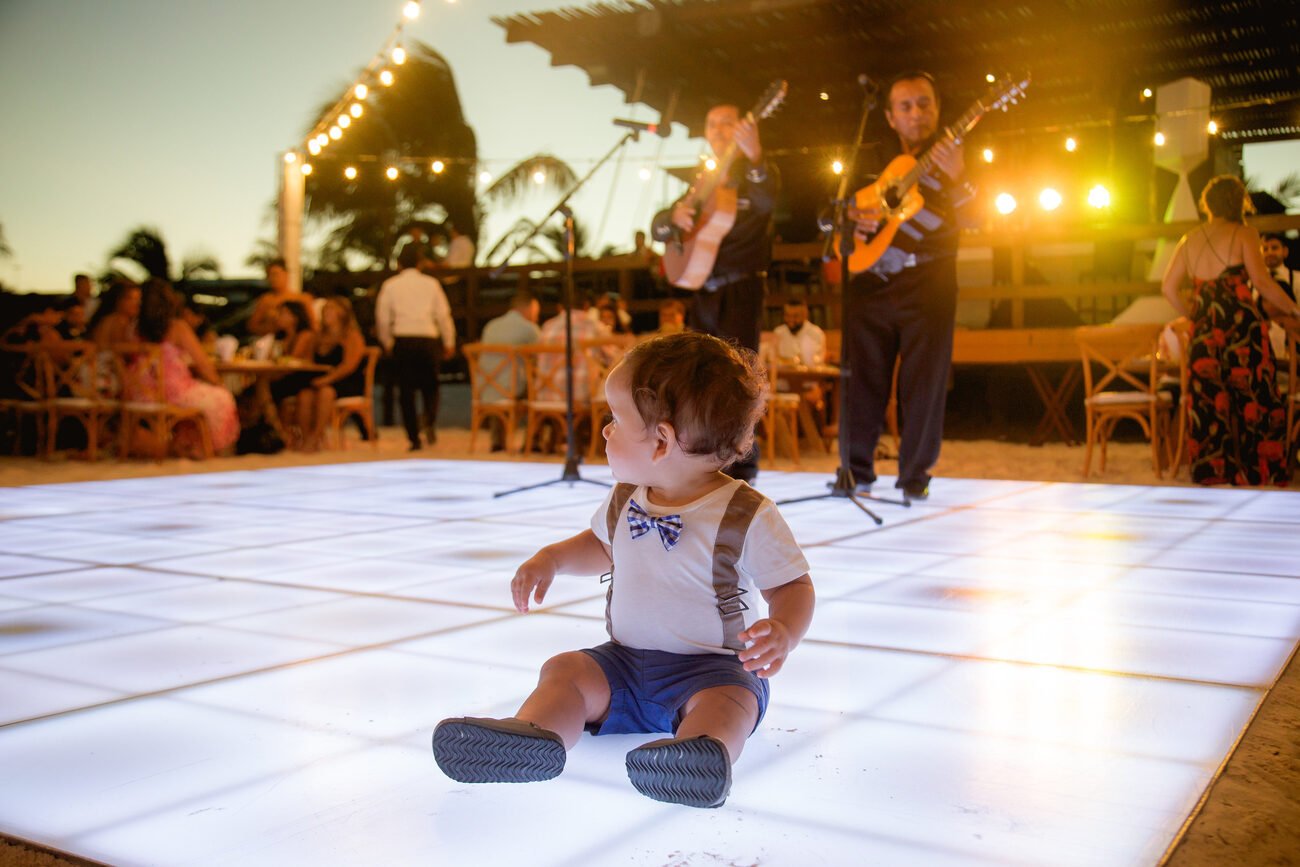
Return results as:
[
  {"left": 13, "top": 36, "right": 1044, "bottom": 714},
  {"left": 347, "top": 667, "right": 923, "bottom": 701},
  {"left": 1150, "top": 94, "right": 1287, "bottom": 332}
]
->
[{"left": 580, "top": 642, "right": 770, "bottom": 736}]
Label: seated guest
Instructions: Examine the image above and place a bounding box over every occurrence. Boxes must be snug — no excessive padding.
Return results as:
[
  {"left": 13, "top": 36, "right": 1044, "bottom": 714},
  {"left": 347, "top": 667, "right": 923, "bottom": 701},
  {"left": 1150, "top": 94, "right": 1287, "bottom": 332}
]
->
[
  {"left": 1261, "top": 233, "right": 1294, "bottom": 301},
  {"left": 294, "top": 297, "right": 367, "bottom": 452},
  {"left": 268, "top": 298, "right": 319, "bottom": 425},
  {"left": 645, "top": 298, "right": 686, "bottom": 338},
  {"left": 126, "top": 278, "right": 239, "bottom": 455},
  {"left": 248, "top": 258, "right": 315, "bottom": 336},
  {"left": 480, "top": 290, "right": 542, "bottom": 450},
  {"left": 772, "top": 299, "right": 828, "bottom": 417},
  {"left": 54, "top": 300, "right": 89, "bottom": 340},
  {"left": 89, "top": 281, "right": 142, "bottom": 348},
  {"left": 539, "top": 294, "right": 611, "bottom": 402}
]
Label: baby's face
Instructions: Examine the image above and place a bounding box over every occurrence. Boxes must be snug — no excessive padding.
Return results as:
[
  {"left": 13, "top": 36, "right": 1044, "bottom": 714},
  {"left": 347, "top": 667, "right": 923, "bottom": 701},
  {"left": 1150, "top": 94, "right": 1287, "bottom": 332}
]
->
[{"left": 601, "top": 364, "right": 655, "bottom": 483}]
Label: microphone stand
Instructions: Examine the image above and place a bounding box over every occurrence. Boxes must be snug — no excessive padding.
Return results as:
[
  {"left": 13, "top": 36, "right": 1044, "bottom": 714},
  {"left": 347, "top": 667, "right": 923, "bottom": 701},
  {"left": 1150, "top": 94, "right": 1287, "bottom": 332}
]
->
[
  {"left": 495, "top": 129, "right": 642, "bottom": 498},
  {"left": 775, "top": 80, "right": 908, "bottom": 522}
]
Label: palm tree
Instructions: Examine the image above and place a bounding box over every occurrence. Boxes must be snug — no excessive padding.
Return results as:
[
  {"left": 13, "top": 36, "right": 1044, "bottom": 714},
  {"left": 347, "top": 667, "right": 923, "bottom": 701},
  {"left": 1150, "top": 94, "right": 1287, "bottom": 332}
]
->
[
  {"left": 181, "top": 253, "right": 222, "bottom": 281},
  {"left": 478, "top": 154, "right": 581, "bottom": 266},
  {"left": 0, "top": 222, "right": 11, "bottom": 259},
  {"left": 299, "top": 40, "right": 478, "bottom": 269},
  {"left": 109, "top": 226, "right": 170, "bottom": 280}
]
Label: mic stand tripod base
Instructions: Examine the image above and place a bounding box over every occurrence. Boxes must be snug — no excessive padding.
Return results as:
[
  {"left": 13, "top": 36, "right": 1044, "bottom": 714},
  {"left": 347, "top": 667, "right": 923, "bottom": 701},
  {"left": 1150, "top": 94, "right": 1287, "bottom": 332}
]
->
[{"left": 493, "top": 453, "right": 610, "bottom": 498}]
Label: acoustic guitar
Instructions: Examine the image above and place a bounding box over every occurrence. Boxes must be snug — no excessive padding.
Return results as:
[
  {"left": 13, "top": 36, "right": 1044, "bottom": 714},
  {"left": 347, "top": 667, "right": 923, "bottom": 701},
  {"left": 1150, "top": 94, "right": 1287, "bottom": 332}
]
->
[
  {"left": 662, "top": 80, "right": 788, "bottom": 289},
  {"left": 844, "top": 73, "right": 1030, "bottom": 276}
]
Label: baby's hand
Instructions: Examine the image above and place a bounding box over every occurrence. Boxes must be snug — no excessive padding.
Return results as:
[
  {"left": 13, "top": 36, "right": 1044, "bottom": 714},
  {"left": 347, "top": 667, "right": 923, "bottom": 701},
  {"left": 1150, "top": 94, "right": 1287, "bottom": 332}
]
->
[
  {"left": 511, "top": 549, "right": 557, "bottom": 613},
  {"left": 736, "top": 619, "right": 793, "bottom": 678}
]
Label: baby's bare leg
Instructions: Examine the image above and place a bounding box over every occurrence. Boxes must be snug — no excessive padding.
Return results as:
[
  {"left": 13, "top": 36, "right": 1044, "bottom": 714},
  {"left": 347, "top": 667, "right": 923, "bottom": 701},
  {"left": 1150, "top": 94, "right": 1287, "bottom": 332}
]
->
[
  {"left": 675, "top": 684, "right": 759, "bottom": 762},
  {"left": 515, "top": 651, "right": 612, "bottom": 749}
]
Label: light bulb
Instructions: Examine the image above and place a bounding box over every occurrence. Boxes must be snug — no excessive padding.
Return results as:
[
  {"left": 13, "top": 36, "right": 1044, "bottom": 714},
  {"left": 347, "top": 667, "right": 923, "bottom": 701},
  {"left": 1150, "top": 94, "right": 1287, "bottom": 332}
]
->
[
  {"left": 392, "top": 46, "right": 406, "bottom": 65},
  {"left": 350, "top": 103, "right": 363, "bottom": 118},
  {"left": 403, "top": 1, "right": 421, "bottom": 20},
  {"left": 283, "top": 152, "right": 297, "bottom": 163},
  {"left": 308, "top": 140, "right": 321, "bottom": 156},
  {"left": 831, "top": 160, "right": 843, "bottom": 175},
  {"left": 705, "top": 158, "right": 717, "bottom": 172},
  {"left": 819, "top": 92, "right": 829, "bottom": 101},
  {"left": 380, "top": 69, "right": 394, "bottom": 87},
  {"left": 329, "top": 126, "right": 342, "bottom": 140},
  {"left": 982, "top": 148, "right": 994, "bottom": 163},
  {"left": 1154, "top": 131, "right": 1166, "bottom": 146},
  {"left": 1207, "top": 120, "right": 1219, "bottom": 135},
  {"left": 338, "top": 115, "right": 350, "bottom": 129},
  {"left": 354, "top": 84, "right": 368, "bottom": 100},
  {"left": 300, "top": 163, "right": 313, "bottom": 176},
  {"left": 532, "top": 169, "right": 545, "bottom": 184},
  {"left": 431, "top": 160, "right": 445, "bottom": 174},
  {"left": 1087, "top": 184, "right": 1111, "bottom": 209},
  {"left": 638, "top": 168, "right": 652, "bottom": 181},
  {"left": 1038, "top": 187, "right": 1062, "bottom": 211},
  {"left": 386, "top": 166, "right": 399, "bottom": 180},
  {"left": 344, "top": 166, "right": 358, "bottom": 180},
  {"left": 1064, "top": 136, "right": 1077, "bottom": 152},
  {"left": 478, "top": 171, "right": 492, "bottom": 184},
  {"left": 985, "top": 73, "right": 996, "bottom": 83},
  {"left": 994, "top": 193, "right": 1017, "bottom": 215}
]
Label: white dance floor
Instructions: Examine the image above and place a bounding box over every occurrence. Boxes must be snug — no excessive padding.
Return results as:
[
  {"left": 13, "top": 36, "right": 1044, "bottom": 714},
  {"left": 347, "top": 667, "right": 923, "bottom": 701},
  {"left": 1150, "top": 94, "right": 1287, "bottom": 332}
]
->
[{"left": 1, "top": 460, "right": 1298, "bottom": 866}]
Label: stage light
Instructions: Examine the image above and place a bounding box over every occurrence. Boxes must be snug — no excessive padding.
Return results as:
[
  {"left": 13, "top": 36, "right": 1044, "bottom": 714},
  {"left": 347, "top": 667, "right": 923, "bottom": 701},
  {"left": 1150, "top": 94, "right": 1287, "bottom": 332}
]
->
[
  {"left": 431, "top": 160, "right": 445, "bottom": 173},
  {"left": 1154, "top": 131, "right": 1166, "bottom": 146},
  {"left": 329, "top": 126, "right": 342, "bottom": 140},
  {"left": 819, "top": 91, "right": 829, "bottom": 101},
  {"left": 1064, "top": 137, "right": 1077, "bottom": 152},
  {"left": 392, "top": 46, "right": 406, "bottom": 65},
  {"left": 403, "top": 2, "right": 421, "bottom": 20},
  {"left": 638, "top": 167, "right": 651, "bottom": 181},
  {"left": 386, "top": 166, "right": 399, "bottom": 180},
  {"left": 982, "top": 148, "right": 994, "bottom": 163},
  {"left": 350, "top": 103, "right": 363, "bottom": 118},
  {"left": 300, "top": 163, "right": 313, "bottom": 176},
  {"left": 1087, "top": 184, "right": 1111, "bottom": 209},
  {"left": 338, "top": 115, "right": 350, "bottom": 129},
  {"left": 1038, "top": 187, "right": 1062, "bottom": 211},
  {"left": 1142, "top": 87, "right": 1153, "bottom": 99},
  {"left": 316, "top": 134, "right": 328, "bottom": 147},
  {"left": 532, "top": 169, "right": 545, "bottom": 184},
  {"left": 478, "top": 170, "right": 492, "bottom": 184},
  {"left": 1207, "top": 120, "right": 1219, "bottom": 135},
  {"left": 994, "top": 193, "right": 1017, "bottom": 215},
  {"left": 283, "top": 152, "right": 297, "bottom": 163},
  {"left": 380, "top": 69, "right": 394, "bottom": 87},
  {"left": 985, "top": 73, "right": 996, "bottom": 83},
  {"left": 704, "top": 158, "right": 717, "bottom": 172},
  {"left": 354, "top": 84, "right": 368, "bottom": 100},
  {"left": 308, "top": 140, "right": 321, "bottom": 156},
  {"left": 831, "top": 160, "right": 843, "bottom": 175},
  {"left": 344, "top": 166, "right": 358, "bottom": 180}
]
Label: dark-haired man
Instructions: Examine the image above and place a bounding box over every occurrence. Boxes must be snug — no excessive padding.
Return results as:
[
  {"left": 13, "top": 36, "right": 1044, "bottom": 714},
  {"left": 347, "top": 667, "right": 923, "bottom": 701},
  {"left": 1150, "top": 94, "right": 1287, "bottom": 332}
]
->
[
  {"left": 1262, "top": 233, "right": 1294, "bottom": 301},
  {"left": 249, "top": 258, "right": 315, "bottom": 336},
  {"left": 843, "top": 71, "right": 978, "bottom": 501},
  {"left": 650, "top": 102, "right": 778, "bottom": 483}
]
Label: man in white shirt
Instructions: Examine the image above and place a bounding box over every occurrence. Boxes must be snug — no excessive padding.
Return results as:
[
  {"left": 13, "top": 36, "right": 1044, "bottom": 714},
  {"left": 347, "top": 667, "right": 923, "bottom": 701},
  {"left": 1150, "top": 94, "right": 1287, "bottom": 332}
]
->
[
  {"left": 437, "top": 221, "right": 476, "bottom": 288},
  {"left": 1262, "top": 234, "right": 1294, "bottom": 301},
  {"left": 376, "top": 244, "right": 457, "bottom": 450},
  {"left": 772, "top": 299, "right": 828, "bottom": 423},
  {"left": 480, "top": 290, "right": 541, "bottom": 450}
]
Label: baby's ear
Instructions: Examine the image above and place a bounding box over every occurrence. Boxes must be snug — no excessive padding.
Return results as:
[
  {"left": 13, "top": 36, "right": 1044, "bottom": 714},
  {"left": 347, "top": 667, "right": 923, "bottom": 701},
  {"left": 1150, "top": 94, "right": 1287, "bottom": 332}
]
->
[{"left": 651, "top": 420, "right": 677, "bottom": 463}]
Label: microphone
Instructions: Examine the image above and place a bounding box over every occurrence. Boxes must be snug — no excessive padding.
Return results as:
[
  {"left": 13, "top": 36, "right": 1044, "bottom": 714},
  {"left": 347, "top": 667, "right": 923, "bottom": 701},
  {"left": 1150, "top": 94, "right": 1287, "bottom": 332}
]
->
[
  {"left": 857, "top": 73, "right": 879, "bottom": 93},
  {"left": 613, "top": 117, "right": 672, "bottom": 138}
]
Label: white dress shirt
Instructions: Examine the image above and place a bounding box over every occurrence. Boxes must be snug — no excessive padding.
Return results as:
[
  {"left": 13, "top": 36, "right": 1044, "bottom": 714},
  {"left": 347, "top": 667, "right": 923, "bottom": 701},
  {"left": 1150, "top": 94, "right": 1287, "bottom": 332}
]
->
[
  {"left": 773, "top": 321, "right": 826, "bottom": 366},
  {"left": 375, "top": 268, "right": 456, "bottom": 353}
]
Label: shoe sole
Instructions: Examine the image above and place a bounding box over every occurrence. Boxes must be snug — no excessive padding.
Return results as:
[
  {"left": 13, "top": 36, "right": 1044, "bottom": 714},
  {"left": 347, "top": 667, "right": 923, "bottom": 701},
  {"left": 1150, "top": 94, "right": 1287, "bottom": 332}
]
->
[
  {"left": 625, "top": 736, "right": 731, "bottom": 808},
  {"left": 432, "top": 718, "right": 565, "bottom": 783}
]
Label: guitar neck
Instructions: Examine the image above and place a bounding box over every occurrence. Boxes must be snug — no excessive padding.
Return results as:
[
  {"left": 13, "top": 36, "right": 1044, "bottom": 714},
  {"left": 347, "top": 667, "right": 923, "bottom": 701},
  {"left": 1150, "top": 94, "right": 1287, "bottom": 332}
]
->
[
  {"left": 899, "top": 102, "right": 986, "bottom": 190},
  {"left": 685, "top": 109, "right": 757, "bottom": 207}
]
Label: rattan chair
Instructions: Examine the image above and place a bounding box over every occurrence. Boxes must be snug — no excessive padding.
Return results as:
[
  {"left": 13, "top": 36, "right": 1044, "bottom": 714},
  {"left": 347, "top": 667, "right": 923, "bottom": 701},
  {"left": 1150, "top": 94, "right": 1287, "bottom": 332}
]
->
[
  {"left": 463, "top": 342, "right": 521, "bottom": 453},
  {"left": 1075, "top": 323, "right": 1170, "bottom": 477}
]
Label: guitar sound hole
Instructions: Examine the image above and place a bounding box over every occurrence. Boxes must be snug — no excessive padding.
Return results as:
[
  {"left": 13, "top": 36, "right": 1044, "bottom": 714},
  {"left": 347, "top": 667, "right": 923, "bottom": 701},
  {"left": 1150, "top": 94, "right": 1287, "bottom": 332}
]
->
[{"left": 884, "top": 188, "right": 902, "bottom": 210}]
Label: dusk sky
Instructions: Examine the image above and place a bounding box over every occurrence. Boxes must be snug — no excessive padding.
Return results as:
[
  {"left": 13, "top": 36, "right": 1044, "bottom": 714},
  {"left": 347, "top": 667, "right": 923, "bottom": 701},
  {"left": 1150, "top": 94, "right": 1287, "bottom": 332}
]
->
[
  {"left": 2, "top": 1, "right": 1295, "bottom": 294},
  {"left": 0, "top": 0, "right": 700, "bottom": 292}
]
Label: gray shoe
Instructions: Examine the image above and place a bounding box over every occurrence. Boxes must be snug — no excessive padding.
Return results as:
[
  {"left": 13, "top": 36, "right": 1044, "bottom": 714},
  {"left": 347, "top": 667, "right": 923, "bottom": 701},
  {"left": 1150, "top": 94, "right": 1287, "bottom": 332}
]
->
[
  {"left": 432, "top": 717, "right": 565, "bottom": 783},
  {"left": 625, "top": 735, "right": 731, "bottom": 808}
]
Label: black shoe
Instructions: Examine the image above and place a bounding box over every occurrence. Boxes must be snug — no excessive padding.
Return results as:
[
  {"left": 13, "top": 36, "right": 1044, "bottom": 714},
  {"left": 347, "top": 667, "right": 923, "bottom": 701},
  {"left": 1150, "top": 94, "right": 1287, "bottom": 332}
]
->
[
  {"left": 901, "top": 482, "right": 930, "bottom": 501},
  {"left": 425, "top": 426, "right": 438, "bottom": 445},
  {"left": 432, "top": 717, "right": 566, "bottom": 784},
  {"left": 625, "top": 735, "right": 731, "bottom": 808},
  {"left": 408, "top": 441, "right": 422, "bottom": 452}
]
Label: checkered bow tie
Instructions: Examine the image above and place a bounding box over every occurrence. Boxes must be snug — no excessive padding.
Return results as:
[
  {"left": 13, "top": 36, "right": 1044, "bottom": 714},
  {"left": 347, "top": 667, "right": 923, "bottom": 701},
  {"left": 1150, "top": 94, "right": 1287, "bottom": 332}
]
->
[{"left": 626, "top": 498, "right": 683, "bottom": 551}]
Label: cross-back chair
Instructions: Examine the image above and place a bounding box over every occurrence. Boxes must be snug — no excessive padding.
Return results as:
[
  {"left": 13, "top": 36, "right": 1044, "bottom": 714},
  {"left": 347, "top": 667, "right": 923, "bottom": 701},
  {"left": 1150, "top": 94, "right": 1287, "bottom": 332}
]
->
[{"left": 1075, "top": 323, "right": 1170, "bottom": 477}]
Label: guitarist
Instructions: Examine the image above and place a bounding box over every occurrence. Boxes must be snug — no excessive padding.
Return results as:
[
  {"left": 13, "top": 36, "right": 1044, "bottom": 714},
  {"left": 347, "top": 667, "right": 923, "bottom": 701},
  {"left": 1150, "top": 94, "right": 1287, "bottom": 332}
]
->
[
  {"left": 651, "top": 102, "right": 779, "bottom": 483},
  {"left": 843, "top": 71, "right": 978, "bottom": 501}
]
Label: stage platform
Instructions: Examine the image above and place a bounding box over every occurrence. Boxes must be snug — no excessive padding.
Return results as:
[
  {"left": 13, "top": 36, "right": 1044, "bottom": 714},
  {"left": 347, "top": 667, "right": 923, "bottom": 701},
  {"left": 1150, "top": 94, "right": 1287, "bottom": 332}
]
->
[{"left": 1, "top": 460, "right": 1297, "bottom": 866}]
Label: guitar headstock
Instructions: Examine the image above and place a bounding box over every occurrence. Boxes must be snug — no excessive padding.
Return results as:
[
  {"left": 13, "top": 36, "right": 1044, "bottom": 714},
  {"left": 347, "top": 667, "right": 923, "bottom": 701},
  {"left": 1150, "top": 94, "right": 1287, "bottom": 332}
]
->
[
  {"left": 750, "top": 80, "right": 789, "bottom": 122},
  {"left": 980, "top": 73, "right": 1031, "bottom": 113}
]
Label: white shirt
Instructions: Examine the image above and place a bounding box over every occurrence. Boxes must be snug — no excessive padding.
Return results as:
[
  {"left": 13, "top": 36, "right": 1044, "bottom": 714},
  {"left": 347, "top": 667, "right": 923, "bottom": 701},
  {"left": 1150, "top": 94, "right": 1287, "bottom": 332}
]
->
[
  {"left": 773, "top": 321, "right": 826, "bottom": 366},
  {"left": 445, "top": 235, "right": 475, "bottom": 269},
  {"left": 590, "top": 480, "right": 809, "bottom": 656},
  {"left": 375, "top": 268, "right": 456, "bottom": 353}
]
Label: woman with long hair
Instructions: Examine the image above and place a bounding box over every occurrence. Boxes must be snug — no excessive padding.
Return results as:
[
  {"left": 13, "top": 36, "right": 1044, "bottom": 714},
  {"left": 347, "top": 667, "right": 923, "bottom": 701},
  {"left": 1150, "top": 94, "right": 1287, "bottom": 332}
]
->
[
  {"left": 295, "top": 296, "right": 367, "bottom": 451},
  {"left": 1161, "top": 175, "right": 1300, "bottom": 485},
  {"left": 128, "top": 278, "right": 239, "bottom": 455},
  {"left": 88, "top": 280, "right": 141, "bottom": 348}
]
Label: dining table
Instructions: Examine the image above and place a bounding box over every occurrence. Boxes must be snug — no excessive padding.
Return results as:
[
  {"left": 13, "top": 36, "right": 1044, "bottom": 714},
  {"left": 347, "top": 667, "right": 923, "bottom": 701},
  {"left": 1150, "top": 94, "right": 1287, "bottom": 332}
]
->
[{"left": 216, "top": 357, "right": 330, "bottom": 439}]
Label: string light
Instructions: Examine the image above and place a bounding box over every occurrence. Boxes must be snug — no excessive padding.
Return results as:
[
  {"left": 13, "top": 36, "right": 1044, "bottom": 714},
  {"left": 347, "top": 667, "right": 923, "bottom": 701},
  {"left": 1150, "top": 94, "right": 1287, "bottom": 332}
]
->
[
  {"left": 386, "top": 166, "right": 399, "bottom": 180},
  {"left": 308, "top": 140, "right": 321, "bottom": 156},
  {"left": 338, "top": 115, "right": 351, "bottom": 129},
  {"left": 1142, "top": 87, "right": 1153, "bottom": 99},
  {"left": 831, "top": 160, "right": 843, "bottom": 175},
  {"left": 532, "top": 168, "right": 546, "bottom": 184},
  {"left": 431, "top": 160, "right": 445, "bottom": 173},
  {"left": 1207, "top": 120, "right": 1219, "bottom": 135},
  {"left": 344, "top": 166, "right": 358, "bottom": 180},
  {"left": 350, "top": 103, "right": 363, "bottom": 118},
  {"left": 819, "top": 91, "right": 829, "bottom": 101},
  {"left": 638, "top": 167, "right": 652, "bottom": 181},
  {"left": 1064, "top": 136, "right": 1077, "bottom": 152},
  {"left": 985, "top": 73, "right": 996, "bottom": 83},
  {"left": 354, "top": 84, "right": 368, "bottom": 100},
  {"left": 283, "top": 152, "right": 297, "bottom": 163},
  {"left": 1087, "top": 184, "right": 1111, "bottom": 208},
  {"left": 995, "top": 193, "right": 1017, "bottom": 215},
  {"left": 704, "top": 158, "right": 717, "bottom": 171},
  {"left": 982, "top": 147, "right": 994, "bottom": 163},
  {"left": 329, "top": 126, "right": 342, "bottom": 140},
  {"left": 380, "top": 69, "right": 395, "bottom": 87},
  {"left": 403, "top": 1, "right": 421, "bottom": 19},
  {"left": 392, "top": 46, "right": 407, "bottom": 65},
  {"left": 1154, "top": 131, "right": 1166, "bottom": 146},
  {"left": 300, "top": 163, "right": 313, "bottom": 176},
  {"left": 1038, "top": 187, "right": 1063, "bottom": 211},
  {"left": 479, "top": 170, "right": 492, "bottom": 184}
]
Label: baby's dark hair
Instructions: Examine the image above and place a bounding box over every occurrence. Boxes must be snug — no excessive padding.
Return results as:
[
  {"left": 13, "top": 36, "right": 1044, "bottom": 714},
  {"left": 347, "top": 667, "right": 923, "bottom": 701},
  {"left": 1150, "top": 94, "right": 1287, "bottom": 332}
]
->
[{"left": 619, "top": 331, "right": 767, "bottom": 466}]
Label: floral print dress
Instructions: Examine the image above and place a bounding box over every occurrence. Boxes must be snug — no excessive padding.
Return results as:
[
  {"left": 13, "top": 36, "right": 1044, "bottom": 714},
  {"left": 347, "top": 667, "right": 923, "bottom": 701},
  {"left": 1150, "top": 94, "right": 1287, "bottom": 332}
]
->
[{"left": 1186, "top": 264, "right": 1289, "bottom": 486}]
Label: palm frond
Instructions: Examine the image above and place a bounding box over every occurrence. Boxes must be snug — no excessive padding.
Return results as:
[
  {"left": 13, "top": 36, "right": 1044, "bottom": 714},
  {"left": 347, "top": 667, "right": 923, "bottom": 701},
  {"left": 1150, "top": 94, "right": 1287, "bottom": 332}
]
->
[{"left": 481, "top": 155, "right": 579, "bottom": 209}]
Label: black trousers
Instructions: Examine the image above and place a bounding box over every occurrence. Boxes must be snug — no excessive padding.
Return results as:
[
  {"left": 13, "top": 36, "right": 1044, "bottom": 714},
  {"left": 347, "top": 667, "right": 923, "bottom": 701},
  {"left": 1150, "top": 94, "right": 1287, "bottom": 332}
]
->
[
  {"left": 392, "top": 337, "right": 442, "bottom": 447},
  {"left": 690, "top": 273, "right": 765, "bottom": 480},
  {"left": 843, "top": 262, "right": 957, "bottom": 490}
]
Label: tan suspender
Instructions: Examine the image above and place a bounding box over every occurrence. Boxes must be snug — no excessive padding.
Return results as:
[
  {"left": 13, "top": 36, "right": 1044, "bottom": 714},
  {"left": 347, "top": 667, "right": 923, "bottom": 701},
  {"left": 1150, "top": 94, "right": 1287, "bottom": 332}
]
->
[{"left": 603, "top": 483, "right": 636, "bottom": 639}]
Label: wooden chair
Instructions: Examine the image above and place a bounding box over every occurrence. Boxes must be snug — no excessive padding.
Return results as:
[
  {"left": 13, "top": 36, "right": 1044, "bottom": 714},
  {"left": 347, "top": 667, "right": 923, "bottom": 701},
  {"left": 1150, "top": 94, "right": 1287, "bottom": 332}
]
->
[
  {"left": 462, "top": 342, "right": 521, "bottom": 453},
  {"left": 1159, "top": 319, "right": 1192, "bottom": 477},
  {"left": 0, "top": 343, "right": 49, "bottom": 456},
  {"left": 330, "top": 346, "right": 380, "bottom": 450},
  {"left": 1074, "top": 323, "right": 1170, "bottom": 477},
  {"left": 585, "top": 335, "right": 634, "bottom": 459},
  {"left": 1286, "top": 334, "right": 1300, "bottom": 465},
  {"left": 43, "top": 340, "right": 118, "bottom": 461},
  {"left": 114, "top": 343, "right": 213, "bottom": 460},
  {"left": 759, "top": 335, "right": 802, "bottom": 464},
  {"left": 518, "top": 344, "right": 592, "bottom": 455}
]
